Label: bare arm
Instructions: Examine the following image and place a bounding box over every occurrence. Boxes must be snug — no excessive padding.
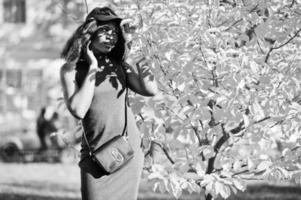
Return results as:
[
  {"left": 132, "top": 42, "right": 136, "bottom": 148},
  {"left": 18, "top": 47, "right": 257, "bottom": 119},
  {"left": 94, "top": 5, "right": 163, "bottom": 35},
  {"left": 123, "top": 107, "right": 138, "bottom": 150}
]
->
[
  {"left": 123, "top": 58, "right": 158, "bottom": 97},
  {"left": 60, "top": 45, "right": 98, "bottom": 119}
]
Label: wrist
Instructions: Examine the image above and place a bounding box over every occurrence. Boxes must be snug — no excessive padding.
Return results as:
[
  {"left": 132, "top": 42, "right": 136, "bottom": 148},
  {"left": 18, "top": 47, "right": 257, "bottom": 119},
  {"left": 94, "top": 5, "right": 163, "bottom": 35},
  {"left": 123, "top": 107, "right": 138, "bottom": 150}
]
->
[
  {"left": 87, "top": 67, "right": 97, "bottom": 77},
  {"left": 89, "top": 63, "right": 98, "bottom": 69}
]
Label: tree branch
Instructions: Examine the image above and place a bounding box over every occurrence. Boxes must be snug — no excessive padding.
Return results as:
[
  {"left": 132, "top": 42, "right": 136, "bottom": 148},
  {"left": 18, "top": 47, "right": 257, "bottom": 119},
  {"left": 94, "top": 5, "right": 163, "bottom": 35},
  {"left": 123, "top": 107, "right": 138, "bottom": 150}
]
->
[
  {"left": 230, "top": 120, "right": 245, "bottom": 135},
  {"left": 220, "top": 0, "right": 236, "bottom": 7},
  {"left": 265, "top": 28, "right": 301, "bottom": 63},
  {"left": 230, "top": 116, "right": 271, "bottom": 136},
  {"left": 151, "top": 141, "right": 175, "bottom": 164},
  {"left": 224, "top": 19, "right": 243, "bottom": 31},
  {"left": 289, "top": 0, "right": 296, "bottom": 8},
  {"left": 206, "top": 124, "right": 230, "bottom": 174},
  {"left": 191, "top": 126, "right": 203, "bottom": 146},
  {"left": 253, "top": 116, "right": 271, "bottom": 125},
  {"left": 274, "top": 28, "right": 301, "bottom": 50}
]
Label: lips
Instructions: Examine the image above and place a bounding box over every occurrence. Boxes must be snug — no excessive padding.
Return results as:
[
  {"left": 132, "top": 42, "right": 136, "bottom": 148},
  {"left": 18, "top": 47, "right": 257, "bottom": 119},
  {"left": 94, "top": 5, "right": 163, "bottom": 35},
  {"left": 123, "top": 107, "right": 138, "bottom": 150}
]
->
[
  {"left": 104, "top": 44, "right": 114, "bottom": 49},
  {"left": 103, "top": 41, "right": 117, "bottom": 48}
]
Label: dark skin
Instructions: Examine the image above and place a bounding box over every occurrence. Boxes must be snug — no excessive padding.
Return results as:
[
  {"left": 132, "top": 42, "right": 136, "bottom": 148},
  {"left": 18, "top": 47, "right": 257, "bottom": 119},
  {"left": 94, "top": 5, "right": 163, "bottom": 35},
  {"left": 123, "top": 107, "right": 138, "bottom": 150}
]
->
[{"left": 60, "top": 22, "right": 158, "bottom": 119}]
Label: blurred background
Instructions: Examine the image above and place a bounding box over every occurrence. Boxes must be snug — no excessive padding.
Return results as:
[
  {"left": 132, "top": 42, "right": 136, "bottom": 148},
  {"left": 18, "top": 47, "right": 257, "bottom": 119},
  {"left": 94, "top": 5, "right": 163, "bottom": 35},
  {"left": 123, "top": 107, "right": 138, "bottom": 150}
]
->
[
  {"left": 0, "top": 0, "right": 301, "bottom": 200},
  {"left": 0, "top": 0, "right": 80, "bottom": 164}
]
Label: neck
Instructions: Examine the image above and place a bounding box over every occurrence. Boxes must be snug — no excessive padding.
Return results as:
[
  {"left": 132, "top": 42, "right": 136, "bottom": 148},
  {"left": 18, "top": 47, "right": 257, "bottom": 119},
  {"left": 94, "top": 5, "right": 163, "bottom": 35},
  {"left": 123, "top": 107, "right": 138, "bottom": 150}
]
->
[
  {"left": 91, "top": 46, "right": 108, "bottom": 60},
  {"left": 93, "top": 52, "right": 109, "bottom": 61}
]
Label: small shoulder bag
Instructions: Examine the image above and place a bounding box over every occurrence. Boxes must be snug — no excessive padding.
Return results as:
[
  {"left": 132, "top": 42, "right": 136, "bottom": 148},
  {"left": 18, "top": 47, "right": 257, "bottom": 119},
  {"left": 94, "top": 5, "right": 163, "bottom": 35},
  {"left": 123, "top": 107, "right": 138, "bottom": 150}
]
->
[{"left": 81, "top": 88, "right": 134, "bottom": 174}]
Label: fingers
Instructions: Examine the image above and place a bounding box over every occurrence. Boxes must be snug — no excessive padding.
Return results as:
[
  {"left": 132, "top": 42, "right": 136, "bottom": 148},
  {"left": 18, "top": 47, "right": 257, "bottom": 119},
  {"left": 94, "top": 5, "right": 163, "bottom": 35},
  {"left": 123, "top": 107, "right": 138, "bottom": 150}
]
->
[
  {"left": 85, "top": 41, "right": 97, "bottom": 66},
  {"left": 120, "top": 18, "right": 133, "bottom": 27},
  {"left": 136, "top": 56, "right": 151, "bottom": 68},
  {"left": 86, "top": 42, "right": 94, "bottom": 57},
  {"left": 137, "top": 57, "right": 146, "bottom": 64}
]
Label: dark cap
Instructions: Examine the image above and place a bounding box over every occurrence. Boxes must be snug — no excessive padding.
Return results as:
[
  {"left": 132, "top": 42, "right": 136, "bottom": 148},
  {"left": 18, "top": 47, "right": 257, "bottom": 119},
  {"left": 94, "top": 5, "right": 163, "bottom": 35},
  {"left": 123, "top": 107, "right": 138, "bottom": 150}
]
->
[{"left": 86, "top": 7, "right": 122, "bottom": 23}]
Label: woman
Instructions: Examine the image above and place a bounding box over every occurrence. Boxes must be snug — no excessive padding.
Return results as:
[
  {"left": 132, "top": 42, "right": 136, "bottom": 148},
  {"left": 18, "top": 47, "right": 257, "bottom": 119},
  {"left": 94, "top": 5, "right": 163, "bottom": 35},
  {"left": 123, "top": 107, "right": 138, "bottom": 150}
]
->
[{"left": 60, "top": 7, "right": 158, "bottom": 200}]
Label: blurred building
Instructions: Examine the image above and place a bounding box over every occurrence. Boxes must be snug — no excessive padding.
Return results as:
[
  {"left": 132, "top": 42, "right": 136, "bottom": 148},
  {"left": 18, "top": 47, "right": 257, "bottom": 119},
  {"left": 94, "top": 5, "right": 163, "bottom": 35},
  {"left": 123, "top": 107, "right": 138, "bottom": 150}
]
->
[{"left": 0, "top": 0, "right": 81, "bottom": 133}]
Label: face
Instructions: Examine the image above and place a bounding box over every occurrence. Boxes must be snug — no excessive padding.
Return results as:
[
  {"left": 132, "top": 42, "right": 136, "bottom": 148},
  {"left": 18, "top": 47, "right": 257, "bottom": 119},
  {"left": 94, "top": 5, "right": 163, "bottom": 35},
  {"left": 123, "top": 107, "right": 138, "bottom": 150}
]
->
[{"left": 91, "top": 22, "right": 119, "bottom": 54}]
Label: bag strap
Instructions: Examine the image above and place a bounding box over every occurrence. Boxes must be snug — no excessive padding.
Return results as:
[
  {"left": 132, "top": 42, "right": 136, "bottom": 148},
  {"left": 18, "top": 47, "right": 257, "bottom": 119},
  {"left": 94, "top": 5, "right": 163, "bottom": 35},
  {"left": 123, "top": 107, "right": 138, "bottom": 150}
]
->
[
  {"left": 121, "top": 87, "right": 128, "bottom": 137},
  {"left": 82, "top": 87, "right": 128, "bottom": 155}
]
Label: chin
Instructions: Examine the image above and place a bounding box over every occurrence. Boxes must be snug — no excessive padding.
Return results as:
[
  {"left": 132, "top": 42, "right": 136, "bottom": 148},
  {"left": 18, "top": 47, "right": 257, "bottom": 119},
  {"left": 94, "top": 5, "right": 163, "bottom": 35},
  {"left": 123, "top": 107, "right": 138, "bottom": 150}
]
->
[{"left": 99, "top": 48, "right": 112, "bottom": 54}]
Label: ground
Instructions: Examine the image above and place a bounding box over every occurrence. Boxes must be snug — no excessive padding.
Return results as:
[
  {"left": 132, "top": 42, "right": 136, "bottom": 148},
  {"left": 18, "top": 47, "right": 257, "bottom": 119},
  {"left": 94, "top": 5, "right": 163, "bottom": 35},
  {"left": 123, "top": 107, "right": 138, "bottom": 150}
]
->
[{"left": 0, "top": 163, "right": 301, "bottom": 200}]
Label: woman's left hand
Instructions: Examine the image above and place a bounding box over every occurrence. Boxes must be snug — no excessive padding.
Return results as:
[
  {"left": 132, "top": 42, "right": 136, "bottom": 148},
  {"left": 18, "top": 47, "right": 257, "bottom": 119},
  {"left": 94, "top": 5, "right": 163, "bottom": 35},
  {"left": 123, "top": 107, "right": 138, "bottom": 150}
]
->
[
  {"left": 123, "top": 58, "right": 158, "bottom": 97},
  {"left": 136, "top": 57, "right": 150, "bottom": 68},
  {"left": 136, "top": 57, "right": 153, "bottom": 76}
]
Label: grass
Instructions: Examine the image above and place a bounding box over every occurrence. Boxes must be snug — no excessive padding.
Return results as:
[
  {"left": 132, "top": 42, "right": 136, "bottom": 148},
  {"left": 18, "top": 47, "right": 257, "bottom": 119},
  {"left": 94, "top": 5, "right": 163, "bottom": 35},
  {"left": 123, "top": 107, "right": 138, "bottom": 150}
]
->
[
  {"left": 0, "top": 163, "right": 79, "bottom": 200},
  {"left": 0, "top": 163, "right": 196, "bottom": 200},
  {"left": 0, "top": 163, "right": 301, "bottom": 200}
]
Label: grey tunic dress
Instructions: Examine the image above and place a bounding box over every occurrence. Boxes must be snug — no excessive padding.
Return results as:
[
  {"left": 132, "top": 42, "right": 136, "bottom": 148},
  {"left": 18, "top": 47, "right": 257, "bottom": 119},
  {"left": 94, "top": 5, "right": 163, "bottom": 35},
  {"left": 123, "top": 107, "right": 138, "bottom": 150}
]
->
[{"left": 75, "top": 57, "right": 144, "bottom": 200}]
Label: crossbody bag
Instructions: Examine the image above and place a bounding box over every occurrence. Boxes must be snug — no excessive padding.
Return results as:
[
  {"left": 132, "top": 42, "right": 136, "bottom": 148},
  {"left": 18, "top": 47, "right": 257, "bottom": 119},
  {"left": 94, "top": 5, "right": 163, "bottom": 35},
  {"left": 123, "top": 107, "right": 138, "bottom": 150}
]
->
[{"left": 81, "top": 88, "right": 134, "bottom": 174}]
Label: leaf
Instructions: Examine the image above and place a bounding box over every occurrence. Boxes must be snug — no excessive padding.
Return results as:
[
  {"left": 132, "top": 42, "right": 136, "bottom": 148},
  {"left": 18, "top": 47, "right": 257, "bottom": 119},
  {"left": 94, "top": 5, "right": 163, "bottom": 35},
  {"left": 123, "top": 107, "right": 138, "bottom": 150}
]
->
[
  {"left": 257, "top": 160, "right": 272, "bottom": 171},
  {"left": 222, "top": 162, "right": 232, "bottom": 171},
  {"left": 169, "top": 173, "right": 183, "bottom": 198},
  {"left": 148, "top": 172, "right": 164, "bottom": 180},
  {"left": 243, "top": 114, "right": 250, "bottom": 127},
  {"left": 131, "top": 97, "right": 146, "bottom": 114},
  {"left": 290, "top": 102, "right": 301, "bottom": 112},
  {"left": 202, "top": 146, "right": 216, "bottom": 159},
  {"left": 247, "top": 158, "right": 255, "bottom": 171},
  {"left": 185, "top": 181, "right": 201, "bottom": 193},
  {"left": 253, "top": 99, "right": 265, "bottom": 120},
  {"left": 195, "top": 162, "right": 206, "bottom": 177},
  {"left": 232, "top": 179, "right": 246, "bottom": 191},
  {"left": 233, "top": 160, "right": 242, "bottom": 171},
  {"left": 282, "top": 148, "right": 291, "bottom": 157},
  {"left": 215, "top": 181, "right": 231, "bottom": 199},
  {"left": 250, "top": 61, "right": 259, "bottom": 74},
  {"left": 153, "top": 181, "right": 167, "bottom": 193},
  {"left": 183, "top": 172, "right": 200, "bottom": 180},
  {"left": 177, "top": 82, "right": 186, "bottom": 92}
]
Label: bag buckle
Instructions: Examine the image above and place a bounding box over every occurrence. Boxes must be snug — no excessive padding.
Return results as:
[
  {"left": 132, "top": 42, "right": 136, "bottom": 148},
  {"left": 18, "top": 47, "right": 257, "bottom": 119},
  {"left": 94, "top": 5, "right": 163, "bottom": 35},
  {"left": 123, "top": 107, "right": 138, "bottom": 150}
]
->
[{"left": 111, "top": 148, "right": 124, "bottom": 163}]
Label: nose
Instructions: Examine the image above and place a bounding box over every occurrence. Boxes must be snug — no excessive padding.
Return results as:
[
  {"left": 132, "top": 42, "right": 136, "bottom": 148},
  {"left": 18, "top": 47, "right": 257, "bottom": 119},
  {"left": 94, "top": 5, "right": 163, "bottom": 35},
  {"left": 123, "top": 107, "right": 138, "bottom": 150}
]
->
[{"left": 107, "top": 30, "right": 113, "bottom": 34}]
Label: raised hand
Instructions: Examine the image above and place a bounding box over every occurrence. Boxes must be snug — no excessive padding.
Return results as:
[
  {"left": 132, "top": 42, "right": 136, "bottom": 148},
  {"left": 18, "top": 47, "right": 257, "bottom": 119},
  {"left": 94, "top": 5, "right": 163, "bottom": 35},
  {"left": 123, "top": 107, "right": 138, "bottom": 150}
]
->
[
  {"left": 136, "top": 56, "right": 151, "bottom": 73},
  {"left": 85, "top": 41, "right": 98, "bottom": 68}
]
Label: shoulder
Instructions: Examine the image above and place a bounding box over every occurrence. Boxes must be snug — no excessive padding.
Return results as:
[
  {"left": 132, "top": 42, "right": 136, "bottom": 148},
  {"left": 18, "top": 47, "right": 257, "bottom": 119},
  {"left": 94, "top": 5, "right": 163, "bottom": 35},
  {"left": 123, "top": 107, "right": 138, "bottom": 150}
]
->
[{"left": 60, "top": 62, "right": 76, "bottom": 73}]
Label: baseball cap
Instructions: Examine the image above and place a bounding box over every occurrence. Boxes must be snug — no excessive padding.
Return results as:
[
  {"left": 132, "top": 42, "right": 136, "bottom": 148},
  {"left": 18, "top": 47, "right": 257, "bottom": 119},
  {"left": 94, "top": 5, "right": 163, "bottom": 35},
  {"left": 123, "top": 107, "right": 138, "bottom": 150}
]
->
[{"left": 86, "top": 7, "right": 122, "bottom": 23}]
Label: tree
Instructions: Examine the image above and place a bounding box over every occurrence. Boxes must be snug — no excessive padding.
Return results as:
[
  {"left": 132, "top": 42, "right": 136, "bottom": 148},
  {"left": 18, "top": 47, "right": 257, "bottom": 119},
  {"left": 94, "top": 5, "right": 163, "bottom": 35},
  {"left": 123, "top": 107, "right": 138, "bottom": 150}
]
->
[{"left": 119, "top": 0, "right": 301, "bottom": 199}]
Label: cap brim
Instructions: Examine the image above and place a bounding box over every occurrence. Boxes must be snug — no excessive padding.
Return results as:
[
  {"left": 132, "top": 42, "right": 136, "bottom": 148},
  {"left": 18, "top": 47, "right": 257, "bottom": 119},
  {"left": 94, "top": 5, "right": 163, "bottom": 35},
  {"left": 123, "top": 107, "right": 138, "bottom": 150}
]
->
[{"left": 94, "top": 15, "right": 122, "bottom": 23}]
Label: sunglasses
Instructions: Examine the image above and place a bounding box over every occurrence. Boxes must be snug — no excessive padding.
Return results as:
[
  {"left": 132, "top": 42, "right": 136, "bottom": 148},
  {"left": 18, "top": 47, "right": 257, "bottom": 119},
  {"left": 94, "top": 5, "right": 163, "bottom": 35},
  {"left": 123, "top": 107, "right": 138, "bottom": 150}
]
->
[{"left": 96, "top": 24, "right": 120, "bottom": 35}]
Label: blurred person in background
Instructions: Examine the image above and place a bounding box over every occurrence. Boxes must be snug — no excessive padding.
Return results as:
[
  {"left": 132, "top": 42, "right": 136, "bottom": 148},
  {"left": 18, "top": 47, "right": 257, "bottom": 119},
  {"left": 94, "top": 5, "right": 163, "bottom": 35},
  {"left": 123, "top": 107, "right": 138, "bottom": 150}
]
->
[
  {"left": 60, "top": 6, "right": 158, "bottom": 200},
  {"left": 36, "top": 107, "right": 48, "bottom": 151},
  {"left": 36, "top": 106, "right": 60, "bottom": 152}
]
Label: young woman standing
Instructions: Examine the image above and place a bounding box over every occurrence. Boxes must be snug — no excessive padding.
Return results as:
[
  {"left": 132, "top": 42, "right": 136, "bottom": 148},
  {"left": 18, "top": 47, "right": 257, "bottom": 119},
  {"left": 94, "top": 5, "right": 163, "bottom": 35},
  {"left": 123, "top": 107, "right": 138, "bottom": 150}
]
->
[{"left": 60, "top": 7, "right": 158, "bottom": 200}]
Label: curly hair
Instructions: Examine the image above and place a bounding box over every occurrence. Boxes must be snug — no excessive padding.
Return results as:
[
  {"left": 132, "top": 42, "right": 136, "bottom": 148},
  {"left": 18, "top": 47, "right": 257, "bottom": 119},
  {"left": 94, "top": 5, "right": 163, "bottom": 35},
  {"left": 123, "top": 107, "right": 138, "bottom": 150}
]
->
[{"left": 60, "top": 7, "right": 126, "bottom": 64}]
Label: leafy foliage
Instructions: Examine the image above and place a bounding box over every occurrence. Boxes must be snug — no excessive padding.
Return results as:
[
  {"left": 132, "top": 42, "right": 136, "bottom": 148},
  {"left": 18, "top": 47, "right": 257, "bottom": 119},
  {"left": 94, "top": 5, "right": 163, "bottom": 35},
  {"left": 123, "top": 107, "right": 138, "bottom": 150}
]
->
[{"left": 116, "top": 0, "right": 301, "bottom": 199}]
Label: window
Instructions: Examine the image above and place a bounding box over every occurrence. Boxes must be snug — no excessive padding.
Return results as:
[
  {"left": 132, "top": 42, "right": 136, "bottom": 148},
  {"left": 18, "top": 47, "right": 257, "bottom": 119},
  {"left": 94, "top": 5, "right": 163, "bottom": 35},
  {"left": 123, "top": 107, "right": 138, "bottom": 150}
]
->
[
  {"left": 0, "top": 68, "right": 43, "bottom": 113},
  {"left": 7, "top": 69, "right": 22, "bottom": 88},
  {"left": 3, "top": 0, "right": 26, "bottom": 23}
]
